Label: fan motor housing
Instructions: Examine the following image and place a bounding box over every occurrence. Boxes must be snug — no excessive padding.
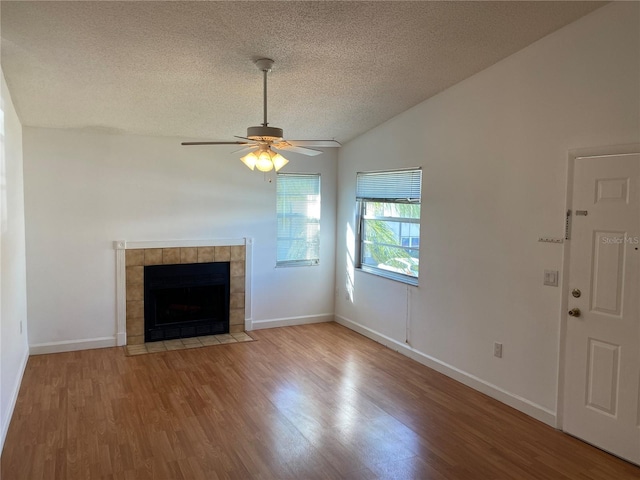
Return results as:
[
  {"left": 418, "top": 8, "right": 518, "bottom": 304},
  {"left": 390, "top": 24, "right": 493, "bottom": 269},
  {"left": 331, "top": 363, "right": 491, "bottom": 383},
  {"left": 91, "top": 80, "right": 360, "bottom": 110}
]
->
[{"left": 247, "top": 126, "right": 283, "bottom": 142}]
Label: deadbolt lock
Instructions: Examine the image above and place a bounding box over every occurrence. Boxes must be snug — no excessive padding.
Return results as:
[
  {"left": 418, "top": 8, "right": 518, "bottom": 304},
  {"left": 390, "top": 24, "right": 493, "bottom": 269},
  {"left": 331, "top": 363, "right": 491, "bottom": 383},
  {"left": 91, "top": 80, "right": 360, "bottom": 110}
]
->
[
  {"left": 571, "top": 288, "right": 581, "bottom": 298},
  {"left": 568, "top": 308, "right": 581, "bottom": 317}
]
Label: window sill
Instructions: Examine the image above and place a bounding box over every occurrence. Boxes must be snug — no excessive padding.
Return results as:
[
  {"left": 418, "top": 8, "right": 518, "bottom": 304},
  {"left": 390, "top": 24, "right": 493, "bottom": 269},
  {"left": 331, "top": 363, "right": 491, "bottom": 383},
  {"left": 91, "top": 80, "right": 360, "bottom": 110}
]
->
[{"left": 357, "top": 265, "right": 419, "bottom": 286}]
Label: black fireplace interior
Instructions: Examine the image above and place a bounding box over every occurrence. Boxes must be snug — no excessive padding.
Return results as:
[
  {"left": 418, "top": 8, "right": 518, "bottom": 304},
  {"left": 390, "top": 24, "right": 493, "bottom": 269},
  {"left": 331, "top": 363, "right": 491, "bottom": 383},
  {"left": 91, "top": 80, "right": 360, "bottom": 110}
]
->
[{"left": 144, "top": 262, "right": 230, "bottom": 342}]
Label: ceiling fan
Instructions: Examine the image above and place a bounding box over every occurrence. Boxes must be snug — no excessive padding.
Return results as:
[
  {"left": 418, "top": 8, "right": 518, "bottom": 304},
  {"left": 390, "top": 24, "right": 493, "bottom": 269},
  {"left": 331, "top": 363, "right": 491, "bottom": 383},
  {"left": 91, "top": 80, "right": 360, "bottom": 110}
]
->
[{"left": 182, "top": 58, "right": 341, "bottom": 172}]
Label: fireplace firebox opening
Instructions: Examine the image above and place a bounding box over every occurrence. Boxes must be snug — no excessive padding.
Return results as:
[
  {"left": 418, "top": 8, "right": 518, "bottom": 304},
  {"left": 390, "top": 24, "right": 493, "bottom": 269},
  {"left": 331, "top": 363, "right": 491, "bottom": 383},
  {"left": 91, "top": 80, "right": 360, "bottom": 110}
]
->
[{"left": 144, "top": 262, "right": 230, "bottom": 342}]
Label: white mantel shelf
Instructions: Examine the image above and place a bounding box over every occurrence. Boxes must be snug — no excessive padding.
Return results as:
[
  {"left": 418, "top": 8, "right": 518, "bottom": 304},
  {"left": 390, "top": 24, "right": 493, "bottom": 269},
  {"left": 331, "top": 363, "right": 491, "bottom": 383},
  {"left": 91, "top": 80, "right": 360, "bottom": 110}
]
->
[
  {"left": 113, "top": 238, "right": 248, "bottom": 250},
  {"left": 114, "top": 238, "right": 253, "bottom": 346}
]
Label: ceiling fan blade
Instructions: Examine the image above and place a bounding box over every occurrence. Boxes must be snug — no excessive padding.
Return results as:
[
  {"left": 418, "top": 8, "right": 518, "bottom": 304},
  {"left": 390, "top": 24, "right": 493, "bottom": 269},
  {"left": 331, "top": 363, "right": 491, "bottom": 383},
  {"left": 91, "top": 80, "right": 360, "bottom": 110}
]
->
[
  {"left": 181, "top": 141, "right": 250, "bottom": 146},
  {"left": 286, "top": 140, "right": 342, "bottom": 148},
  {"left": 231, "top": 145, "right": 259, "bottom": 155},
  {"left": 274, "top": 143, "right": 323, "bottom": 156}
]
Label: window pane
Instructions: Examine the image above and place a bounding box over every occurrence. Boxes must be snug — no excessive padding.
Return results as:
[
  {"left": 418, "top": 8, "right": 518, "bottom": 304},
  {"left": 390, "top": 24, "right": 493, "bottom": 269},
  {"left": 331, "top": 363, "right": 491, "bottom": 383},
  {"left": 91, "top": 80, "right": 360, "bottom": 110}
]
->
[
  {"left": 362, "top": 243, "right": 419, "bottom": 277},
  {"left": 364, "top": 202, "right": 420, "bottom": 219},
  {"left": 361, "top": 211, "right": 420, "bottom": 278},
  {"left": 277, "top": 174, "right": 321, "bottom": 266},
  {"left": 363, "top": 219, "right": 419, "bottom": 245}
]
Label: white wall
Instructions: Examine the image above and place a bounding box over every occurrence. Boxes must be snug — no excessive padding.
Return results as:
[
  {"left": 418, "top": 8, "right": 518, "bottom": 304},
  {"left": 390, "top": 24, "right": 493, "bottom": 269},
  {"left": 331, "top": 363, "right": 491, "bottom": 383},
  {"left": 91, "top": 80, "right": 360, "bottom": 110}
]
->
[
  {"left": 22, "top": 129, "right": 337, "bottom": 348},
  {"left": 335, "top": 2, "right": 639, "bottom": 424},
  {"left": 0, "top": 67, "right": 29, "bottom": 451}
]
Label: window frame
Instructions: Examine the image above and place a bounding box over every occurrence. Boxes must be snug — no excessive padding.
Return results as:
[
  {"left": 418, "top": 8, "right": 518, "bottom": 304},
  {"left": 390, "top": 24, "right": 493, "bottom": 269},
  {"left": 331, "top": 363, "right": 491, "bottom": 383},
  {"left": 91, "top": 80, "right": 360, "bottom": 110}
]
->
[
  {"left": 355, "top": 168, "right": 422, "bottom": 286},
  {"left": 276, "top": 173, "right": 321, "bottom": 268}
]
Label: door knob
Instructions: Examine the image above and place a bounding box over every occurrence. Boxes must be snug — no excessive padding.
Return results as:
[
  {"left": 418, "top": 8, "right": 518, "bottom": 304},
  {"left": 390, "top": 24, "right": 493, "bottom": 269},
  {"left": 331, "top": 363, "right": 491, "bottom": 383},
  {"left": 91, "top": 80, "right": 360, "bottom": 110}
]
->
[{"left": 568, "top": 308, "right": 581, "bottom": 317}]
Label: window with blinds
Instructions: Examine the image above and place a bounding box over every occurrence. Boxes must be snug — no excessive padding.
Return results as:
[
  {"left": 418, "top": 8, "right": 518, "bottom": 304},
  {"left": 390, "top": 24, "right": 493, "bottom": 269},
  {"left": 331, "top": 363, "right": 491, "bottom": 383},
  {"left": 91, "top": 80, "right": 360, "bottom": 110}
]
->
[
  {"left": 276, "top": 173, "right": 321, "bottom": 267},
  {"left": 356, "top": 168, "right": 422, "bottom": 284}
]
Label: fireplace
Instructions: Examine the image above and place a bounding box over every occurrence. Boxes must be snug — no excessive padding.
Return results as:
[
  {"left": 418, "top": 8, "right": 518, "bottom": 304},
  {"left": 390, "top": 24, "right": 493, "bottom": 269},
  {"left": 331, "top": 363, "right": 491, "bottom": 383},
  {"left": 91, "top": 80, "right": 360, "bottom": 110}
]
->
[
  {"left": 115, "top": 241, "right": 248, "bottom": 346},
  {"left": 144, "top": 262, "right": 230, "bottom": 342}
]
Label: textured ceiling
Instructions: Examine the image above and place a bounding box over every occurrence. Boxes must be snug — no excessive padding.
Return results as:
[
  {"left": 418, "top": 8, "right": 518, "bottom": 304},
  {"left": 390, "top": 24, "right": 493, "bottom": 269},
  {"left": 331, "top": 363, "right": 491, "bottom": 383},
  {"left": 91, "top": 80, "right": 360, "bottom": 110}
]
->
[{"left": 1, "top": 1, "right": 605, "bottom": 144}]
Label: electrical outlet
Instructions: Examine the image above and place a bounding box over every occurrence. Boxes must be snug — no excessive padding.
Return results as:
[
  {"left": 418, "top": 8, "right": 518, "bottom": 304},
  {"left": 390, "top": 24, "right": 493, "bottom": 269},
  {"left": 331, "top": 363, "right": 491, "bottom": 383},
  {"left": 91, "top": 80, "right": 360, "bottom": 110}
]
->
[{"left": 494, "top": 342, "right": 503, "bottom": 358}]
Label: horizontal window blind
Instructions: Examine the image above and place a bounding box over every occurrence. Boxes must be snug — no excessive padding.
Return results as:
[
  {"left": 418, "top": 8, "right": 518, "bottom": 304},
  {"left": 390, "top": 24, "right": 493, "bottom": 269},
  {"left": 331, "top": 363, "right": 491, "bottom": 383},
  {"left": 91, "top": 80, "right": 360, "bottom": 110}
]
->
[
  {"left": 356, "top": 168, "right": 422, "bottom": 202},
  {"left": 276, "top": 173, "right": 321, "bottom": 267}
]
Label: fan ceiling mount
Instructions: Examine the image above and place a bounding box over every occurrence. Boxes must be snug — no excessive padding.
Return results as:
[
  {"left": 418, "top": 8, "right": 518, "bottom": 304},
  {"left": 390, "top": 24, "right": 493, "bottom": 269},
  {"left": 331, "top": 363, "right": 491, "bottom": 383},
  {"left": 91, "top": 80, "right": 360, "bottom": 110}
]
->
[{"left": 182, "top": 58, "right": 341, "bottom": 172}]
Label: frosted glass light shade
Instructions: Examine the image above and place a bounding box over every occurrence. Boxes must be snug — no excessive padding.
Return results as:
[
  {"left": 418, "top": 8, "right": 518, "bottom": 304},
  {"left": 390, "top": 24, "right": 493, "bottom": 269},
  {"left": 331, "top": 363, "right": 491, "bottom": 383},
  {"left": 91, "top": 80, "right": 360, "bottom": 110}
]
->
[
  {"left": 256, "top": 151, "right": 274, "bottom": 172},
  {"left": 240, "top": 152, "right": 257, "bottom": 170},
  {"left": 272, "top": 153, "right": 289, "bottom": 171}
]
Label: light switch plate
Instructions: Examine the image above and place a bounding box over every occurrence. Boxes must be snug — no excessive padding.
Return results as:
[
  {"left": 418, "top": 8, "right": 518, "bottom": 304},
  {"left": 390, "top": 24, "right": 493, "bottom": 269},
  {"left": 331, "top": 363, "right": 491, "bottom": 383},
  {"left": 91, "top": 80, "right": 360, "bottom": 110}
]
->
[{"left": 544, "top": 269, "right": 559, "bottom": 287}]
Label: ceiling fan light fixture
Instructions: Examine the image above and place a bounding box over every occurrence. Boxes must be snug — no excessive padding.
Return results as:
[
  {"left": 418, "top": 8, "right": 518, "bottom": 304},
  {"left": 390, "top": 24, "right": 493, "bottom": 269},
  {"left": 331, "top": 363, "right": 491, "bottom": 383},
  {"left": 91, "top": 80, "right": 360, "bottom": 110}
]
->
[{"left": 242, "top": 146, "right": 288, "bottom": 173}]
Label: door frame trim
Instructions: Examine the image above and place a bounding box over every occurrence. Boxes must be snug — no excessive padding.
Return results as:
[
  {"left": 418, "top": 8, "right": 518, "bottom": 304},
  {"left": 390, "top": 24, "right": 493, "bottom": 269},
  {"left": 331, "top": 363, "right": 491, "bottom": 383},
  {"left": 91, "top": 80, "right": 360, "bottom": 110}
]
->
[{"left": 556, "top": 143, "right": 640, "bottom": 430}]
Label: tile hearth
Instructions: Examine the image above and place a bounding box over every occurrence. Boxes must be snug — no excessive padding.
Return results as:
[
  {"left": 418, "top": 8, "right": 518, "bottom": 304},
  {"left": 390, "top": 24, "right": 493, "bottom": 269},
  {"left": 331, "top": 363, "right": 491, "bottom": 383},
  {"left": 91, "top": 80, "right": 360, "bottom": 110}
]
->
[{"left": 124, "top": 332, "right": 254, "bottom": 356}]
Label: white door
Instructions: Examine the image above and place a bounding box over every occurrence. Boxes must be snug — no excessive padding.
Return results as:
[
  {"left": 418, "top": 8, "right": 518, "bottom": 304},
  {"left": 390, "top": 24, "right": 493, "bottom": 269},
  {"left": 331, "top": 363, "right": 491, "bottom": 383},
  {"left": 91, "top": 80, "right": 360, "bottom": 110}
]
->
[{"left": 563, "top": 152, "right": 640, "bottom": 464}]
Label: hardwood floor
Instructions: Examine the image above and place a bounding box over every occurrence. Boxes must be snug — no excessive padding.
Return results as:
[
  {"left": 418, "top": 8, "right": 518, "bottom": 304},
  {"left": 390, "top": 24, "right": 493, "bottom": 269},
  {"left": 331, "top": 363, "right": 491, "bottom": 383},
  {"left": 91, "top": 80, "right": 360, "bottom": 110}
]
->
[{"left": 2, "top": 322, "right": 638, "bottom": 479}]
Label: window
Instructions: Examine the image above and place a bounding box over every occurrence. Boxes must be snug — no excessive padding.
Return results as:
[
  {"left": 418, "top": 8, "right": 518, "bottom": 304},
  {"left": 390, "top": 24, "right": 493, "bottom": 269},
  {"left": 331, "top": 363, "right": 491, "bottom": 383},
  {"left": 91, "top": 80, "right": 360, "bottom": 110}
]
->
[
  {"left": 276, "top": 173, "right": 321, "bottom": 267},
  {"left": 356, "top": 168, "right": 422, "bottom": 284}
]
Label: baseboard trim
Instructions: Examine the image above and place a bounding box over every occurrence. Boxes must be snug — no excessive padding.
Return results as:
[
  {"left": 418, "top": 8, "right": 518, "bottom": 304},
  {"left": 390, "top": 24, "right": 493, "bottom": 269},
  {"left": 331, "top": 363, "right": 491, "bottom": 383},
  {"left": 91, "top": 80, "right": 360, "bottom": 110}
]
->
[
  {"left": 1, "top": 347, "right": 29, "bottom": 454},
  {"left": 335, "top": 315, "right": 556, "bottom": 427},
  {"left": 29, "top": 336, "right": 117, "bottom": 355},
  {"left": 251, "top": 313, "right": 334, "bottom": 330}
]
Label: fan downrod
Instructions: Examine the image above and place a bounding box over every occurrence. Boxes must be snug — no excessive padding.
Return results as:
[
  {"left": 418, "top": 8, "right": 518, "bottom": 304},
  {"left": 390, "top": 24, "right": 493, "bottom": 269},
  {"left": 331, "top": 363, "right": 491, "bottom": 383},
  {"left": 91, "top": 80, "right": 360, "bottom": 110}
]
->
[{"left": 247, "top": 58, "right": 283, "bottom": 141}]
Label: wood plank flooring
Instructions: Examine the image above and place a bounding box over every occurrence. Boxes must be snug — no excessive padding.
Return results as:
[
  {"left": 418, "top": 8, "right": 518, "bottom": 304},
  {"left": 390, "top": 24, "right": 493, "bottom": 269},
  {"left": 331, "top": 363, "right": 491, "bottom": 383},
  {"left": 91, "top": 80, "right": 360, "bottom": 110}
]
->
[{"left": 2, "top": 322, "right": 638, "bottom": 479}]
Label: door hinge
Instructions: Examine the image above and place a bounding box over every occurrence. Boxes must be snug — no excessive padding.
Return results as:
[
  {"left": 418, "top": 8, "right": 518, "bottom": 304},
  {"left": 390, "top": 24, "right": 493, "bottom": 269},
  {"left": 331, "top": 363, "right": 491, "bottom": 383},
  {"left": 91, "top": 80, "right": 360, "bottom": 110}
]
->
[{"left": 565, "top": 210, "right": 572, "bottom": 240}]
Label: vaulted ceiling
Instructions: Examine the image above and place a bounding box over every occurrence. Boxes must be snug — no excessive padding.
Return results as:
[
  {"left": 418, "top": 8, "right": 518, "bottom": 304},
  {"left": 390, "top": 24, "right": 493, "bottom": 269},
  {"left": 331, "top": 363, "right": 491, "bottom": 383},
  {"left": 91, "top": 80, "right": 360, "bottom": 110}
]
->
[{"left": 1, "top": 1, "right": 605, "bottom": 144}]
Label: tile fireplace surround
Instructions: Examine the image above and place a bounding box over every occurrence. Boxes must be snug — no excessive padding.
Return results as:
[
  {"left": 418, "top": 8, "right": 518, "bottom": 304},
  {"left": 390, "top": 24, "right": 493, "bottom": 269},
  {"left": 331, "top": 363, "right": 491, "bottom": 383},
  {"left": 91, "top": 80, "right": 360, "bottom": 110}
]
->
[{"left": 114, "top": 239, "right": 252, "bottom": 346}]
